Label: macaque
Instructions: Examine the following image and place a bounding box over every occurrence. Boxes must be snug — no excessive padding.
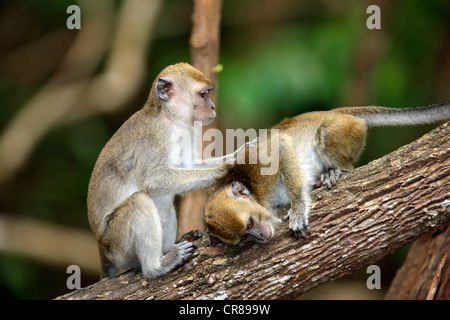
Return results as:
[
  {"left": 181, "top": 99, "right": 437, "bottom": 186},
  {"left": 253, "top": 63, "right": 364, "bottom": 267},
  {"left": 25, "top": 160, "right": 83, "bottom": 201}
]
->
[
  {"left": 88, "top": 63, "right": 229, "bottom": 278},
  {"left": 204, "top": 102, "right": 450, "bottom": 244}
]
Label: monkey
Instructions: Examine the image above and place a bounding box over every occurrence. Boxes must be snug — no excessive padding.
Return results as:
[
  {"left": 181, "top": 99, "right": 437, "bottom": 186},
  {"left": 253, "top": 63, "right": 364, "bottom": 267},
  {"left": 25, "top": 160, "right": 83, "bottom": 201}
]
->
[
  {"left": 88, "top": 63, "right": 237, "bottom": 279},
  {"left": 204, "top": 101, "right": 450, "bottom": 244}
]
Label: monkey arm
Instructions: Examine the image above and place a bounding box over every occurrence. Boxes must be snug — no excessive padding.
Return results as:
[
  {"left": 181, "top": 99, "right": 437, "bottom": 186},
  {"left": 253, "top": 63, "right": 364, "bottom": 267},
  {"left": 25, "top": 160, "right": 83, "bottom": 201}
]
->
[
  {"left": 142, "top": 165, "right": 227, "bottom": 195},
  {"left": 196, "top": 138, "right": 252, "bottom": 168},
  {"left": 279, "top": 135, "right": 311, "bottom": 239}
]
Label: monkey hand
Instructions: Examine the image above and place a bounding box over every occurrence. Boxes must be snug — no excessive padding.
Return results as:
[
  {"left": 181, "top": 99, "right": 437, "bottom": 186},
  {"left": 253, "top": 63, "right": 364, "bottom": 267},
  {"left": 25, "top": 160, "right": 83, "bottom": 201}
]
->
[
  {"left": 179, "top": 229, "right": 207, "bottom": 242},
  {"left": 179, "top": 229, "right": 222, "bottom": 248},
  {"left": 285, "top": 209, "right": 310, "bottom": 240}
]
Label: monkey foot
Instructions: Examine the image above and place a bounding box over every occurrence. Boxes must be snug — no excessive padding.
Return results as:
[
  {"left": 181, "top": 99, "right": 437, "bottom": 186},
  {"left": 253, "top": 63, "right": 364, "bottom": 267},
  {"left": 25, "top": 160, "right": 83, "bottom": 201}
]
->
[
  {"left": 315, "top": 168, "right": 342, "bottom": 189},
  {"left": 173, "top": 241, "right": 195, "bottom": 265}
]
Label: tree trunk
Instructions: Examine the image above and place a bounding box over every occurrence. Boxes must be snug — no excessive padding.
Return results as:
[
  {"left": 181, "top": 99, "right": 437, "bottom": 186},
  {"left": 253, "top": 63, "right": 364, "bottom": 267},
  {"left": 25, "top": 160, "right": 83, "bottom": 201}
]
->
[
  {"left": 177, "top": 0, "right": 223, "bottom": 236},
  {"left": 57, "top": 121, "right": 450, "bottom": 300}
]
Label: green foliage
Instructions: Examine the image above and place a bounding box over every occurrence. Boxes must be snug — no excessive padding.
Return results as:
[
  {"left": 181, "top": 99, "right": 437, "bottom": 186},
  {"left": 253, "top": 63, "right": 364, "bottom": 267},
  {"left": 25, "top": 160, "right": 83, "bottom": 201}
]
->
[
  {"left": 219, "top": 15, "right": 361, "bottom": 128},
  {"left": 0, "top": 0, "right": 448, "bottom": 299}
]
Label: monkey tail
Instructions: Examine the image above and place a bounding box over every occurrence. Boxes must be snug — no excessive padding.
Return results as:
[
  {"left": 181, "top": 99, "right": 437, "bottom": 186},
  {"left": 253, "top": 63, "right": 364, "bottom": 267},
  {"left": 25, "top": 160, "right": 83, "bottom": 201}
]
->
[{"left": 333, "top": 101, "right": 450, "bottom": 127}]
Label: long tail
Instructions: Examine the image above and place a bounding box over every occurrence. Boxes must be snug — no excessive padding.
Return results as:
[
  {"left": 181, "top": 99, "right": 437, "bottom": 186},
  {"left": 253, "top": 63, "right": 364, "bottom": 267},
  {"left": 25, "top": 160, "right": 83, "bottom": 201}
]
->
[{"left": 333, "top": 101, "right": 450, "bottom": 127}]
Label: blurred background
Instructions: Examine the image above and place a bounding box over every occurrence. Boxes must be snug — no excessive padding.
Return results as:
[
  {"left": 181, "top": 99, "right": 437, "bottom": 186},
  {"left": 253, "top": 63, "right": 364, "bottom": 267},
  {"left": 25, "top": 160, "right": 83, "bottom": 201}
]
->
[{"left": 0, "top": 0, "right": 448, "bottom": 299}]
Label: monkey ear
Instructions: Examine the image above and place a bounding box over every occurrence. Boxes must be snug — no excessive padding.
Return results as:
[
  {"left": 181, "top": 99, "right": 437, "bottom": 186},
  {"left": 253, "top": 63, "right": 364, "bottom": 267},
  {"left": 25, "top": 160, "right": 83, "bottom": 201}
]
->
[
  {"left": 231, "top": 181, "right": 250, "bottom": 199},
  {"left": 157, "top": 77, "right": 173, "bottom": 101}
]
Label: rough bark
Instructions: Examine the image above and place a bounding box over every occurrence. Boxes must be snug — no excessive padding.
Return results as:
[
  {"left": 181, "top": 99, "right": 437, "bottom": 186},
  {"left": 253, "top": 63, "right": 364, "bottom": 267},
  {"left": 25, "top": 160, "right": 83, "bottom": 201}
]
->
[
  {"left": 57, "top": 121, "right": 450, "bottom": 300},
  {"left": 385, "top": 223, "right": 449, "bottom": 299}
]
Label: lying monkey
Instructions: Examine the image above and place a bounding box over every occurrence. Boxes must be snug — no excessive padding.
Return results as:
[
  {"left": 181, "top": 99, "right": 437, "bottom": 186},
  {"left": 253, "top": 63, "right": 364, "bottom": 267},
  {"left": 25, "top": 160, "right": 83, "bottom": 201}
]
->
[{"left": 204, "top": 102, "right": 450, "bottom": 244}]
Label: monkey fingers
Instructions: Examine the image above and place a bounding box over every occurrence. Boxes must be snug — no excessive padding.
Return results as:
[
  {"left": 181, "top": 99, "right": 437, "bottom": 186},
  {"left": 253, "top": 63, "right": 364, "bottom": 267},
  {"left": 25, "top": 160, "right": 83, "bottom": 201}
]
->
[
  {"left": 282, "top": 209, "right": 292, "bottom": 222},
  {"left": 180, "top": 229, "right": 224, "bottom": 247},
  {"left": 288, "top": 213, "right": 310, "bottom": 240},
  {"left": 178, "top": 229, "right": 210, "bottom": 244}
]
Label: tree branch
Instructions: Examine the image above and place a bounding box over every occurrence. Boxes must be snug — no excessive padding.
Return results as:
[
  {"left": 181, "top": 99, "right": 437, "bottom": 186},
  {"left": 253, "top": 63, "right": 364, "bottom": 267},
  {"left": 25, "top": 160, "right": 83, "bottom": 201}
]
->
[
  {"left": 57, "top": 121, "right": 450, "bottom": 300},
  {"left": 0, "top": 214, "right": 99, "bottom": 274}
]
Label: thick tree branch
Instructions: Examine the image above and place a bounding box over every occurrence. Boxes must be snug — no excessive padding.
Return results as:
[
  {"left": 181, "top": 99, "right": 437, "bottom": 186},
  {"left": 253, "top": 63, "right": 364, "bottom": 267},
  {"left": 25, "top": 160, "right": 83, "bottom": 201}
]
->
[
  {"left": 57, "top": 121, "right": 450, "bottom": 300},
  {"left": 0, "top": 214, "right": 99, "bottom": 273}
]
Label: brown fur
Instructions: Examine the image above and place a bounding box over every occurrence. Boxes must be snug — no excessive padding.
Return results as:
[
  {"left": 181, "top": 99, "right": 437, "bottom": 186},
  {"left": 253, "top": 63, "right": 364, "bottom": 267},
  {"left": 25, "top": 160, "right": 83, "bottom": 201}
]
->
[
  {"left": 205, "top": 189, "right": 246, "bottom": 243},
  {"left": 204, "top": 102, "right": 450, "bottom": 243},
  {"left": 145, "top": 63, "right": 213, "bottom": 113}
]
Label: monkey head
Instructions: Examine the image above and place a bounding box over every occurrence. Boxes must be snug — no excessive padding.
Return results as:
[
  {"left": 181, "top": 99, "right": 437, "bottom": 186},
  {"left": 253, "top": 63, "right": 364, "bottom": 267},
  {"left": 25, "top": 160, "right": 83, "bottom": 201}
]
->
[
  {"left": 153, "top": 63, "right": 216, "bottom": 126},
  {"left": 205, "top": 181, "right": 278, "bottom": 244}
]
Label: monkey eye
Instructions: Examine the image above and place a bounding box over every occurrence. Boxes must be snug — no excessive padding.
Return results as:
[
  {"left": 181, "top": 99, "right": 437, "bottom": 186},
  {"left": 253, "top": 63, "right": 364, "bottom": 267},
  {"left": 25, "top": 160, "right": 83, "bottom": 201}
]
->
[
  {"left": 247, "top": 219, "right": 253, "bottom": 229},
  {"left": 199, "top": 89, "right": 209, "bottom": 99}
]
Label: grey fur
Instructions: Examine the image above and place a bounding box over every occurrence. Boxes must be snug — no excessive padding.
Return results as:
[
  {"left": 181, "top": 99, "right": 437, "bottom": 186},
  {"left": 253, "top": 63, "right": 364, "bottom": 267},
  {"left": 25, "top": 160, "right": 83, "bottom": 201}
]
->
[{"left": 336, "top": 101, "right": 450, "bottom": 127}]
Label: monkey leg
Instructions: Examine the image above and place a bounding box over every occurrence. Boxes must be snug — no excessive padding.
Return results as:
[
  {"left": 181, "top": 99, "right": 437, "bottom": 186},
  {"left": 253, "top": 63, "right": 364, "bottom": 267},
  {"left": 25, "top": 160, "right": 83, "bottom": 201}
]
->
[
  {"left": 101, "top": 191, "right": 194, "bottom": 279},
  {"left": 98, "top": 242, "right": 118, "bottom": 278},
  {"left": 315, "top": 114, "right": 367, "bottom": 187}
]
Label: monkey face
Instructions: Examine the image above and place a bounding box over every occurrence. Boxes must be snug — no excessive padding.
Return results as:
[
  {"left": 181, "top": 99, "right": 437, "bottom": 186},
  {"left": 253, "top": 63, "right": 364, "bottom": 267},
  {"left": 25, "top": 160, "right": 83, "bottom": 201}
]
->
[
  {"left": 191, "top": 85, "right": 216, "bottom": 125},
  {"left": 155, "top": 63, "right": 216, "bottom": 126},
  {"left": 205, "top": 182, "right": 277, "bottom": 244}
]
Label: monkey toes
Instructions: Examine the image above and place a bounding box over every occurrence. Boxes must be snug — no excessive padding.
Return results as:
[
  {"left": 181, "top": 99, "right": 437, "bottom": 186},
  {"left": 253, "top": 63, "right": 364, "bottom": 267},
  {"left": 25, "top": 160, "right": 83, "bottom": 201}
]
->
[
  {"left": 174, "top": 241, "right": 195, "bottom": 263},
  {"left": 315, "top": 168, "right": 342, "bottom": 189},
  {"left": 284, "top": 210, "right": 310, "bottom": 240}
]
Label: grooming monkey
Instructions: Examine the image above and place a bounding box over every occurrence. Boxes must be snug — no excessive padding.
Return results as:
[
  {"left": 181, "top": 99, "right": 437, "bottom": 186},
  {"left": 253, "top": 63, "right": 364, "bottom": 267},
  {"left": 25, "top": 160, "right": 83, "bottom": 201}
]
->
[
  {"left": 204, "top": 102, "right": 450, "bottom": 244},
  {"left": 88, "top": 63, "right": 235, "bottom": 279}
]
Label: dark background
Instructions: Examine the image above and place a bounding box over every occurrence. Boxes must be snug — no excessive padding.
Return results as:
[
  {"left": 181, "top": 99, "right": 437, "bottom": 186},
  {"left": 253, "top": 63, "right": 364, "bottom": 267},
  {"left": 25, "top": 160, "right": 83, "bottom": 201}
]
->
[{"left": 0, "top": 0, "right": 448, "bottom": 299}]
